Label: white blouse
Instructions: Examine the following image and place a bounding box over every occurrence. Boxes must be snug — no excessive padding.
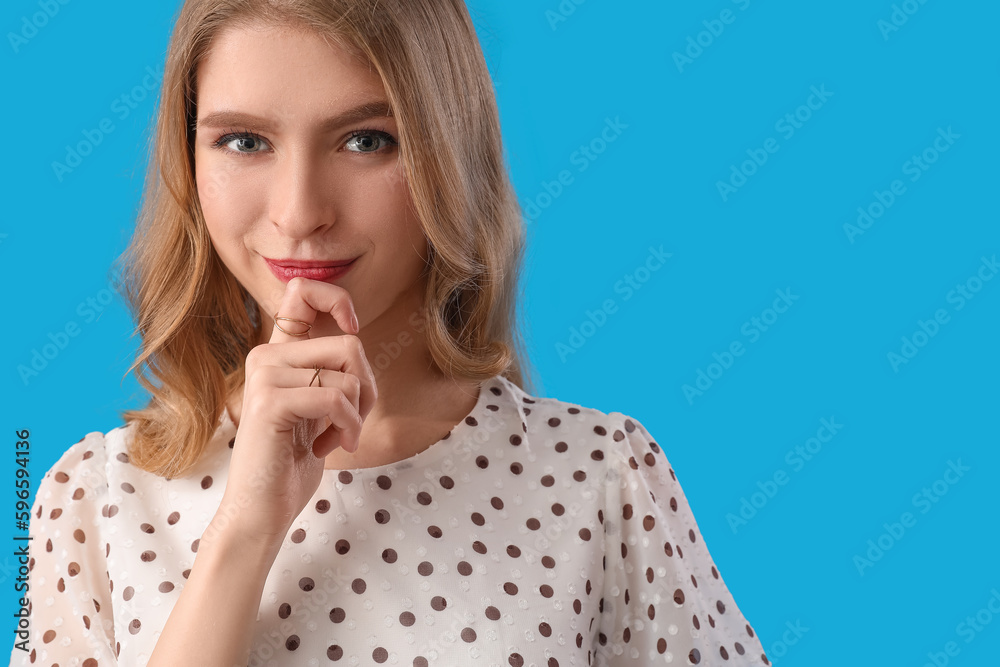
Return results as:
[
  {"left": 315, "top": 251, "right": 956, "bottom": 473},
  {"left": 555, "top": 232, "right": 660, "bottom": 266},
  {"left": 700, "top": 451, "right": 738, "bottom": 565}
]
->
[{"left": 10, "top": 374, "right": 770, "bottom": 666}]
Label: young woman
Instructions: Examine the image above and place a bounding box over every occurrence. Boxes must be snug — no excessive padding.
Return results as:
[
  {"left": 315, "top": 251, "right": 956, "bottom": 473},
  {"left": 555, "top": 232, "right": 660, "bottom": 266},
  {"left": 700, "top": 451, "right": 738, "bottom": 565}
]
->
[{"left": 11, "top": 1, "right": 770, "bottom": 665}]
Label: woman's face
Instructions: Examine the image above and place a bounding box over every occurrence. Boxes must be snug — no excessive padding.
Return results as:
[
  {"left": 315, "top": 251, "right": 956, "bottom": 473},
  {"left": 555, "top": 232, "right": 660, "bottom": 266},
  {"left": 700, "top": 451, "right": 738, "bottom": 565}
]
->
[{"left": 193, "top": 23, "right": 428, "bottom": 339}]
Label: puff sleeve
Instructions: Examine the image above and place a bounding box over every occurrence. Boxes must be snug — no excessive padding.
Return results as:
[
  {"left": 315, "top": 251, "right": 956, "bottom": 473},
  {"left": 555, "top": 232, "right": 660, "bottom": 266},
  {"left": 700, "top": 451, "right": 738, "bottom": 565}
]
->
[
  {"left": 9, "top": 432, "right": 119, "bottom": 666},
  {"left": 596, "top": 414, "right": 769, "bottom": 666}
]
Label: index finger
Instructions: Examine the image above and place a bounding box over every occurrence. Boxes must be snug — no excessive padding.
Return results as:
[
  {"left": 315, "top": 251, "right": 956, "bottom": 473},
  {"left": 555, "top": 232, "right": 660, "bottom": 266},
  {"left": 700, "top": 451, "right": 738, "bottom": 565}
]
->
[{"left": 268, "top": 277, "right": 359, "bottom": 344}]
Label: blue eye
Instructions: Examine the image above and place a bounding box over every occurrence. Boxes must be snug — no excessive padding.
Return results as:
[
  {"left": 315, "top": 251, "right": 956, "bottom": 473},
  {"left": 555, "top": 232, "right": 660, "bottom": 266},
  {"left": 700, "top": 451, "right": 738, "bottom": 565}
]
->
[
  {"left": 345, "top": 129, "right": 398, "bottom": 153},
  {"left": 211, "top": 130, "right": 270, "bottom": 157}
]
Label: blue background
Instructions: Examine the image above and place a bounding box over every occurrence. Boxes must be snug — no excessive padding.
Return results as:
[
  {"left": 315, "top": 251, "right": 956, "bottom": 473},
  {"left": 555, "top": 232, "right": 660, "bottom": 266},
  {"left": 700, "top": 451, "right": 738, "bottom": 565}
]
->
[{"left": 3, "top": 1, "right": 998, "bottom": 665}]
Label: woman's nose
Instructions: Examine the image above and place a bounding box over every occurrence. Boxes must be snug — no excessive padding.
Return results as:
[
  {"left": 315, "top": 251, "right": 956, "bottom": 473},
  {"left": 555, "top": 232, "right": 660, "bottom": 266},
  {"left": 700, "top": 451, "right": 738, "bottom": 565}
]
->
[{"left": 268, "top": 150, "right": 335, "bottom": 238}]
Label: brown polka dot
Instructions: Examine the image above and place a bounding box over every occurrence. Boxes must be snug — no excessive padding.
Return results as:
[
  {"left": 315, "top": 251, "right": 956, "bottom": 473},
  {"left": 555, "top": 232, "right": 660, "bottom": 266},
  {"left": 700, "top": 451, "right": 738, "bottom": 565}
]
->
[
  {"left": 439, "top": 475, "right": 454, "bottom": 489},
  {"left": 414, "top": 657, "right": 428, "bottom": 667},
  {"left": 526, "top": 518, "right": 540, "bottom": 530},
  {"left": 491, "top": 496, "right": 504, "bottom": 509},
  {"left": 291, "top": 529, "right": 306, "bottom": 543},
  {"left": 689, "top": 529, "right": 697, "bottom": 543},
  {"left": 539, "top": 622, "right": 552, "bottom": 637},
  {"left": 720, "top": 646, "right": 730, "bottom": 659},
  {"left": 712, "top": 566, "right": 719, "bottom": 579},
  {"left": 648, "top": 604, "right": 656, "bottom": 620},
  {"left": 72, "top": 487, "right": 84, "bottom": 500},
  {"left": 49, "top": 508, "right": 62, "bottom": 520},
  {"left": 573, "top": 470, "right": 586, "bottom": 482},
  {"left": 476, "top": 455, "right": 489, "bottom": 468},
  {"left": 503, "top": 582, "right": 518, "bottom": 595},
  {"left": 674, "top": 589, "right": 685, "bottom": 605},
  {"left": 551, "top": 503, "right": 565, "bottom": 516},
  {"left": 644, "top": 515, "right": 656, "bottom": 531},
  {"left": 191, "top": 539, "right": 200, "bottom": 552},
  {"left": 664, "top": 542, "right": 674, "bottom": 557},
  {"left": 579, "top": 528, "right": 591, "bottom": 541},
  {"left": 657, "top": 638, "right": 667, "bottom": 653},
  {"left": 316, "top": 499, "right": 331, "bottom": 513},
  {"left": 645, "top": 452, "right": 657, "bottom": 466},
  {"left": 416, "top": 491, "right": 432, "bottom": 505},
  {"left": 555, "top": 441, "right": 568, "bottom": 452},
  {"left": 746, "top": 624, "right": 755, "bottom": 638},
  {"left": 594, "top": 425, "right": 607, "bottom": 436},
  {"left": 375, "top": 509, "right": 390, "bottom": 524},
  {"left": 461, "top": 627, "right": 477, "bottom": 642},
  {"left": 159, "top": 581, "right": 174, "bottom": 593},
  {"left": 352, "top": 578, "right": 366, "bottom": 594},
  {"left": 427, "top": 525, "right": 442, "bottom": 538},
  {"left": 590, "top": 450, "right": 604, "bottom": 461},
  {"left": 376, "top": 475, "right": 392, "bottom": 490},
  {"left": 41, "top": 629, "right": 56, "bottom": 643},
  {"left": 286, "top": 635, "right": 300, "bottom": 650},
  {"left": 167, "top": 511, "right": 180, "bottom": 525},
  {"left": 547, "top": 417, "right": 561, "bottom": 427},
  {"left": 670, "top": 497, "right": 678, "bottom": 512},
  {"left": 473, "top": 540, "right": 487, "bottom": 554},
  {"left": 471, "top": 512, "right": 485, "bottom": 526},
  {"left": 509, "top": 435, "right": 522, "bottom": 446},
  {"left": 373, "top": 647, "right": 388, "bottom": 662},
  {"left": 509, "top": 653, "right": 524, "bottom": 667},
  {"left": 399, "top": 610, "right": 415, "bottom": 626},
  {"left": 338, "top": 471, "right": 353, "bottom": 485},
  {"left": 689, "top": 648, "right": 701, "bottom": 664},
  {"left": 542, "top": 555, "right": 556, "bottom": 568},
  {"left": 465, "top": 416, "right": 478, "bottom": 426},
  {"left": 123, "top": 586, "right": 134, "bottom": 601},
  {"left": 540, "top": 584, "right": 553, "bottom": 598},
  {"left": 418, "top": 561, "right": 434, "bottom": 576},
  {"left": 490, "top": 386, "right": 502, "bottom": 396},
  {"left": 54, "top": 471, "right": 70, "bottom": 483},
  {"left": 129, "top": 618, "right": 141, "bottom": 634},
  {"left": 717, "top": 600, "right": 726, "bottom": 614},
  {"left": 623, "top": 504, "right": 633, "bottom": 520},
  {"left": 335, "top": 539, "right": 350, "bottom": 555},
  {"left": 735, "top": 642, "right": 745, "bottom": 655},
  {"left": 299, "top": 577, "right": 315, "bottom": 591},
  {"left": 328, "top": 645, "right": 343, "bottom": 660},
  {"left": 382, "top": 549, "right": 397, "bottom": 563},
  {"left": 457, "top": 561, "right": 473, "bottom": 575},
  {"left": 228, "top": 437, "right": 235, "bottom": 448},
  {"left": 431, "top": 596, "right": 447, "bottom": 610},
  {"left": 279, "top": 603, "right": 292, "bottom": 619},
  {"left": 485, "top": 605, "right": 501, "bottom": 620},
  {"left": 327, "top": 607, "right": 347, "bottom": 623},
  {"left": 73, "top": 529, "right": 86, "bottom": 543},
  {"left": 506, "top": 545, "right": 521, "bottom": 558},
  {"left": 141, "top": 550, "right": 157, "bottom": 562},
  {"left": 200, "top": 476, "right": 212, "bottom": 489},
  {"left": 510, "top": 462, "right": 523, "bottom": 474},
  {"left": 541, "top": 475, "right": 554, "bottom": 487}
]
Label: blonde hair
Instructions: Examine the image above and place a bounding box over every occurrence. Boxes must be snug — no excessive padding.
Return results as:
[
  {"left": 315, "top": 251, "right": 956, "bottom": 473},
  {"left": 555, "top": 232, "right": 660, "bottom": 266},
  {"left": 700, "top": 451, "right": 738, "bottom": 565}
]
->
[{"left": 114, "top": 0, "right": 535, "bottom": 479}]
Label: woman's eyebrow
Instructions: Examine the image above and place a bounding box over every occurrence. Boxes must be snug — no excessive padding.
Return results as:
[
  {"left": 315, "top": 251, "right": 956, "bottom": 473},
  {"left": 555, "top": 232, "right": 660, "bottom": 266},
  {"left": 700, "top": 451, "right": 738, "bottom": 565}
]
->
[{"left": 195, "top": 100, "right": 393, "bottom": 133}]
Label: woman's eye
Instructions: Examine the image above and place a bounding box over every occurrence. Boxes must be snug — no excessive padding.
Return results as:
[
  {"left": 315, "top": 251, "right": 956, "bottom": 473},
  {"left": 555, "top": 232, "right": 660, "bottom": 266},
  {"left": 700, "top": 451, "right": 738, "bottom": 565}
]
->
[
  {"left": 345, "top": 130, "right": 397, "bottom": 153},
  {"left": 212, "top": 132, "right": 270, "bottom": 156}
]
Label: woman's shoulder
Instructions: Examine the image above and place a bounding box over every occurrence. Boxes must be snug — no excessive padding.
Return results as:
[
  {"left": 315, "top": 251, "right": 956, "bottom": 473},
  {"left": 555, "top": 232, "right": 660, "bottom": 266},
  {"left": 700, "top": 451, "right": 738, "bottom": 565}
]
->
[{"left": 496, "top": 375, "right": 662, "bottom": 463}]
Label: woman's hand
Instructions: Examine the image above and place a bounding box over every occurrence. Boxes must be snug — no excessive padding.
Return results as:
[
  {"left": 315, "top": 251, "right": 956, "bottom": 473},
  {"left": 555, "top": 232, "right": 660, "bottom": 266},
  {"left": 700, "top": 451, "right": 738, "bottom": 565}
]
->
[{"left": 215, "top": 277, "right": 378, "bottom": 548}]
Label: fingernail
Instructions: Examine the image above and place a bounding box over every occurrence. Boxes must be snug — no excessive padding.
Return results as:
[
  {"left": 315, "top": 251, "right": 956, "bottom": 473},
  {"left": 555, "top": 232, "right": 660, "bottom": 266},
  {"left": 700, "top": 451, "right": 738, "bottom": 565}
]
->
[{"left": 350, "top": 313, "right": 359, "bottom": 332}]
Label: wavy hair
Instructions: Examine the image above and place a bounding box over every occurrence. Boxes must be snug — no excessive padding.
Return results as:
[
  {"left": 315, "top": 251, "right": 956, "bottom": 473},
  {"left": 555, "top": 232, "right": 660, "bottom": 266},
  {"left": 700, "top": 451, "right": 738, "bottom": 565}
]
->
[{"left": 114, "top": 0, "right": 535, "bottom": 479}]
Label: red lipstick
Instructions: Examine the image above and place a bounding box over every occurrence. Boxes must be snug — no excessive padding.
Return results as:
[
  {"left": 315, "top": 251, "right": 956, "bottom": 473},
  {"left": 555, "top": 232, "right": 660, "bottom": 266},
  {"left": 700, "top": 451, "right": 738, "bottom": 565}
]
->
[{"left": 264, "top": 257, "right": 358, "bottom": 283}]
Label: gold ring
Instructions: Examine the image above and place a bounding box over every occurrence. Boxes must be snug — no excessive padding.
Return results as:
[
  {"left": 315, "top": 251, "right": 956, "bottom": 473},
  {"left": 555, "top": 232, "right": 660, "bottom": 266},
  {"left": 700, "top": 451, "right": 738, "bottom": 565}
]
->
[
  {"left": 309, "top": 366, "right": 323, "bottom": 387},
  {"left": 273, "top": 313, "right": 312, "bottom": 337}
]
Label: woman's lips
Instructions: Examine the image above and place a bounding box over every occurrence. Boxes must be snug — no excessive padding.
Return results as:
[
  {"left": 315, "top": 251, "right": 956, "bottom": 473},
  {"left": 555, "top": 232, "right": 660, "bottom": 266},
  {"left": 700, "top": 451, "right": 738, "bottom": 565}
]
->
[{"left": 264, "top": 258, "right": 357, "bottom": 283}]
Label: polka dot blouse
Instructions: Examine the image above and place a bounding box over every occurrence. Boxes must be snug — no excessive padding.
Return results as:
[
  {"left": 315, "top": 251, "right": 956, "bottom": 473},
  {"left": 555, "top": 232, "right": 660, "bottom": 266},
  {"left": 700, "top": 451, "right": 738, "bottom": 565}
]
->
[{"left": 11, "top": 375, "right": 769, "bottom": 666}]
